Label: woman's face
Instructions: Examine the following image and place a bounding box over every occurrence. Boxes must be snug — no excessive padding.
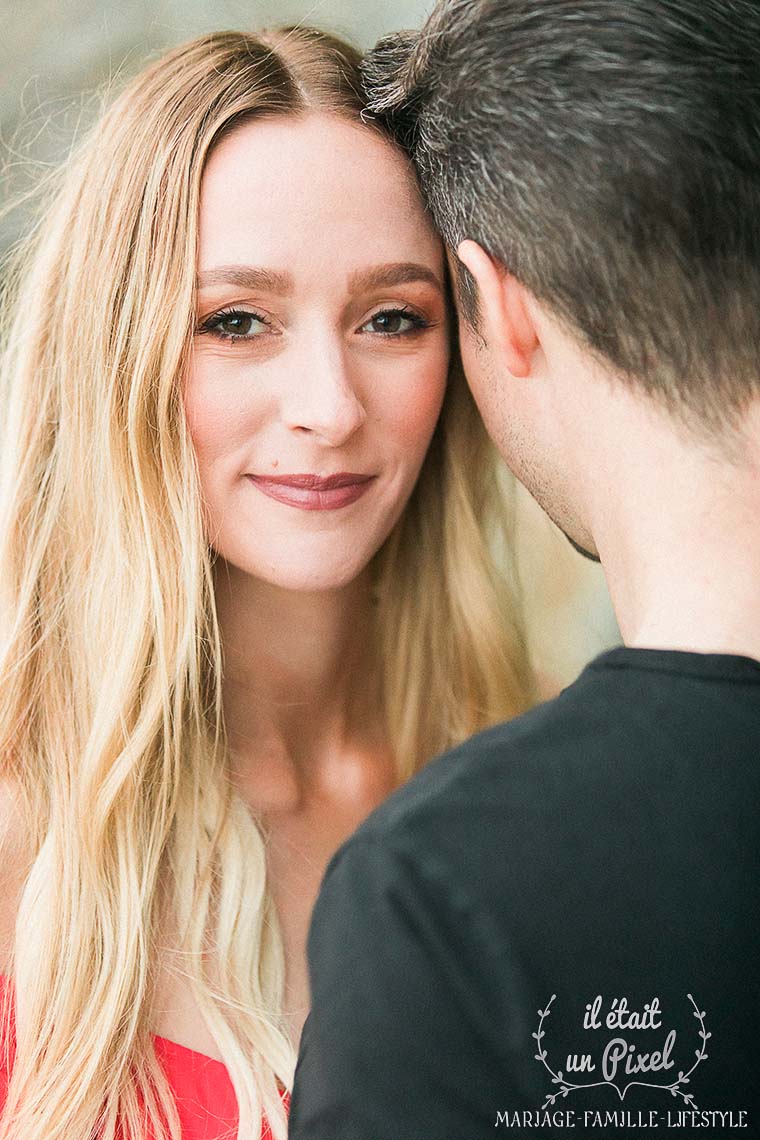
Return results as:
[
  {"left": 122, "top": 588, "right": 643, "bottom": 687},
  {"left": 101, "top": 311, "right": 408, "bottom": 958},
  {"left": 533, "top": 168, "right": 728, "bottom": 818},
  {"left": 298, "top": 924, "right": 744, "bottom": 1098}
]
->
[{"left": 185, "top": 111, "right": 449, "bottom": 592}]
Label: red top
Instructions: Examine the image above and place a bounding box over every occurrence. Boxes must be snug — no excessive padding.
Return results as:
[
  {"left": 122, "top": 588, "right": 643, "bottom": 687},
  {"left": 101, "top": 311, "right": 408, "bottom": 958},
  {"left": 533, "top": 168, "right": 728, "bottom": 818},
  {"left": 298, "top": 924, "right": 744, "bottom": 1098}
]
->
[{"left": 0, "top": 975, "right": 289, "bottom": 1139}]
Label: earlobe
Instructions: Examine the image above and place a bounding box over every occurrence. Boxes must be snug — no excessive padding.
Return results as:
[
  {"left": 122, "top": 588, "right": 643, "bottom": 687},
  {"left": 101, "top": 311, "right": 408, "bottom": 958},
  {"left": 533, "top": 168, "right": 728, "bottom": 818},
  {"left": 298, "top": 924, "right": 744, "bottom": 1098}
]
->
[{"left": 457, "top": 239, "right": 538, "bottom": 378}]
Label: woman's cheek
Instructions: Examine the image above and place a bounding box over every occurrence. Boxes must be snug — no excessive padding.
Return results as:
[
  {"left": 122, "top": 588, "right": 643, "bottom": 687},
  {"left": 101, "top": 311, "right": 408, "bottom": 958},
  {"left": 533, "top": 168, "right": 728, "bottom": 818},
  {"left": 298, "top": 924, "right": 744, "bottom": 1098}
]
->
[
  {"left": 183, "top": 354, "right": 273, "bottom": 463},
  {"left": 183, "top": 357, "right": 234, "bottom": 458},
  {"left": 387, "top": 346, "right": 449, "bottom": 449}
]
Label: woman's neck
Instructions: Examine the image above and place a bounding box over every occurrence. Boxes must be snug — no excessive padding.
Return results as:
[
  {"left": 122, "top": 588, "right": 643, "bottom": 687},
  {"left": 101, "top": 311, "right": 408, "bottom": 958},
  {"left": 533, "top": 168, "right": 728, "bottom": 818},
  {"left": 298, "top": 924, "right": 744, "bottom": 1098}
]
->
[{"left": 213, "top": 561, "right": 388, "bottom": 811}]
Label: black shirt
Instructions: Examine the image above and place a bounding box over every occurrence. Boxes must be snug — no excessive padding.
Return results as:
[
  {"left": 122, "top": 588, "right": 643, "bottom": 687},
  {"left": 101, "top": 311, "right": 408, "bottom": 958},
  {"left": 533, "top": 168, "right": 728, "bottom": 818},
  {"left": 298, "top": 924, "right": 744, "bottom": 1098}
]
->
[{"left": 289, "top": 648, "right": 760, "bottom": 1139}]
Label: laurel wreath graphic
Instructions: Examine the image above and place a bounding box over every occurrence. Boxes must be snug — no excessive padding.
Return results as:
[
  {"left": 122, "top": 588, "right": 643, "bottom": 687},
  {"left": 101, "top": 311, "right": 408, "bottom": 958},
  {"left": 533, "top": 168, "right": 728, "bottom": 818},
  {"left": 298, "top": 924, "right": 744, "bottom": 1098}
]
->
[{"left": 533, "top": 993, "right": 710, "bottom": 1110}]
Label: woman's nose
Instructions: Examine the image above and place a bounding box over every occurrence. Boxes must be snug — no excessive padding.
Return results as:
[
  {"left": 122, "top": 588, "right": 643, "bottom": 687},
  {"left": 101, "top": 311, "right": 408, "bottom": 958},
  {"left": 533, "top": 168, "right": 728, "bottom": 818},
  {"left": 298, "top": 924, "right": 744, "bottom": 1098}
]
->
[{"left": 280, "top": 336, "right": 367, "bottom": 447}]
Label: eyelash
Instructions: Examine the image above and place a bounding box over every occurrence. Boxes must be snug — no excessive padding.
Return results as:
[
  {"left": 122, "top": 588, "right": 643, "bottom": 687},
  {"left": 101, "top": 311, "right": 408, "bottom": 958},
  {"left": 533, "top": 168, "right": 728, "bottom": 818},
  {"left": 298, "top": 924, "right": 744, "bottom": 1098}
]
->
[
  {"left": 361, "top": 306, "right": 432, "bottom": 338},
  {"left": 197, "top": 305, "right": 432, "bottom": 343},
  {"left": 197, "top": 308, "right": 270, "bottom": 342}
]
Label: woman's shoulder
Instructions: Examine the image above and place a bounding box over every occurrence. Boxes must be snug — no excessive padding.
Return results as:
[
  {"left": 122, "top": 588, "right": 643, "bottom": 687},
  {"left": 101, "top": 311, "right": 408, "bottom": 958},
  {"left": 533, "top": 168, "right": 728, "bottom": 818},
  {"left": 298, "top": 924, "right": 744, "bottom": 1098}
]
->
[{"left": 0, "top": 777, "right": 32, "bottom": 976}]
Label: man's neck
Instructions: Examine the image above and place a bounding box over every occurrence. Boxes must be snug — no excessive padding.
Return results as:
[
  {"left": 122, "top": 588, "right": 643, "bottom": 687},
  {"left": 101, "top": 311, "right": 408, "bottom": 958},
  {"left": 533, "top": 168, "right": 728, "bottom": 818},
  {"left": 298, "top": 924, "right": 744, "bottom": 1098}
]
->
[{"left": 589, "top": 405, "right": 760, "bottom": 662}]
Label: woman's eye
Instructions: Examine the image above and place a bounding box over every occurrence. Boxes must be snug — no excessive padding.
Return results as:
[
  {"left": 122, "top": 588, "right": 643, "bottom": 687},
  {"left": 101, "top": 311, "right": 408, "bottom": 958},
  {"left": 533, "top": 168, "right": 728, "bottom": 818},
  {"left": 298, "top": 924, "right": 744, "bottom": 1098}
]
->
[
  {"left": 361, "top": 308, "right": 428, "bottom": 336},
  {"left": 200, "top": 310, "right": 270, "bottom": 341}
]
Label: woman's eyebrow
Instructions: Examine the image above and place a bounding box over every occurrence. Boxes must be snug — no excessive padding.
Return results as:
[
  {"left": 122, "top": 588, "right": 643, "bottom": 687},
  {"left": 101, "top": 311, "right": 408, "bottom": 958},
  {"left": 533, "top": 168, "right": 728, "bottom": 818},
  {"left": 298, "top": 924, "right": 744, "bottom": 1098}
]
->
[
  {"left": 196, "top": 262, "right": 443, "bottom": 293},
  {"left": 347, "top": 262, "right": 443, "bottom": 292},
  {"left": 197, "top": 265, "right": 294, "bottom": 292}
]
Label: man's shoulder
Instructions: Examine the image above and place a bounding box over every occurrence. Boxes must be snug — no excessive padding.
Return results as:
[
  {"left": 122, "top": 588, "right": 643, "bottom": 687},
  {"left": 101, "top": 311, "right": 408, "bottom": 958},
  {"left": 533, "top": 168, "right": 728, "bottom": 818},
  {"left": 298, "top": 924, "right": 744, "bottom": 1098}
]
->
[
  {"left": 314, "top": 668, "right": 623, "bottom": 964},
  {"left": 356, "top": 665, "right": 608, "bottom": 848},
  {"left": 344, "top": 643, "right": 760, "bottom": 870}
]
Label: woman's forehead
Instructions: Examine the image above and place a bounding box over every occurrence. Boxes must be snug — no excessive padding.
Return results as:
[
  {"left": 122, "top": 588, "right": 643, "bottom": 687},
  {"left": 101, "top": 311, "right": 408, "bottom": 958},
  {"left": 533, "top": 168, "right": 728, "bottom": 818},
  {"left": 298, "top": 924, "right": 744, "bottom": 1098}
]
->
[{"left": 197, "top": 111, "right": 443, "bottom": 284}]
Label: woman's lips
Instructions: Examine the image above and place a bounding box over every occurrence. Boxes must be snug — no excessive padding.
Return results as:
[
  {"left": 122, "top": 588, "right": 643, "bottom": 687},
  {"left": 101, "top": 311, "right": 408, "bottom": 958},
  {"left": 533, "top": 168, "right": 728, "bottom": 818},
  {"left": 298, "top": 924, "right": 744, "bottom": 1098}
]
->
[{"left": 245, "top": 472, "right": 376, "bottom": 511}]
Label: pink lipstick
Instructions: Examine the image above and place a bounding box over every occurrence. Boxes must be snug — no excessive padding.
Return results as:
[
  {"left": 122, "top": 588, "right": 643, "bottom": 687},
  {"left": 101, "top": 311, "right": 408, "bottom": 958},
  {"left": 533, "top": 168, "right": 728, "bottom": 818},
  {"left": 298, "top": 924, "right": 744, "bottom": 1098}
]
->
[{"left": 246, "top": 472, "right": 376, "bottom": 511}]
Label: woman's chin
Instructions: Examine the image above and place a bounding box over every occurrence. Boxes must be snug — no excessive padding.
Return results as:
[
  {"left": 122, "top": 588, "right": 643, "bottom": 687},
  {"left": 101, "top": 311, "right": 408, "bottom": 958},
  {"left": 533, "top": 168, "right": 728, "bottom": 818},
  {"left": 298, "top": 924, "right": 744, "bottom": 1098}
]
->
[
  {"left": 266, "top": 568, "right": 368, "bottom": 594},
  {"left": 217, "top": 553, "right": 374, "bottom": 595}
]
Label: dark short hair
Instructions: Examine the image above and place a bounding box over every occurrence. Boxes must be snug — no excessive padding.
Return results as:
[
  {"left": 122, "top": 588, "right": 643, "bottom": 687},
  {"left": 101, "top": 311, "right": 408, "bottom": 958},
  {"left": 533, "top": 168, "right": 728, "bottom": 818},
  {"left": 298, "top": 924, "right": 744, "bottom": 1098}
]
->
[{"left": 363, "top": 0, "right": 760, "bottom": 434}]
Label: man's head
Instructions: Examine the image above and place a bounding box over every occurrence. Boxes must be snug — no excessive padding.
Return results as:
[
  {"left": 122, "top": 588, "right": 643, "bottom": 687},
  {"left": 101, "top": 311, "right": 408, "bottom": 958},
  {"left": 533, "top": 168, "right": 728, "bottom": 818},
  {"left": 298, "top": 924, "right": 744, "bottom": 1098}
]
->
[{"left": 363, "top": 0, "right": 760, "bottom": 552}]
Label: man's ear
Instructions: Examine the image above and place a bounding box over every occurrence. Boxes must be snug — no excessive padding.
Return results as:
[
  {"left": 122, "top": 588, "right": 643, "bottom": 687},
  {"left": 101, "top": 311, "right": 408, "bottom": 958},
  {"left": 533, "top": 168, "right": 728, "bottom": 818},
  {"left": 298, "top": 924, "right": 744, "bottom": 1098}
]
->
[{"left": 457, "top": 239, "right": 538, "bottom": 378}]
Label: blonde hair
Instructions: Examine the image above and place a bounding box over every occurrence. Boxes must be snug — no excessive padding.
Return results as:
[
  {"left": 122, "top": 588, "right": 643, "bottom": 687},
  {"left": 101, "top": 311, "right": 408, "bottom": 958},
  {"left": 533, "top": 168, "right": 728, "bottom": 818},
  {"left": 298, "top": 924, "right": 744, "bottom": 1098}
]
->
[{"left": 0, "top": 27, "right": 534, "bottom": 1140}]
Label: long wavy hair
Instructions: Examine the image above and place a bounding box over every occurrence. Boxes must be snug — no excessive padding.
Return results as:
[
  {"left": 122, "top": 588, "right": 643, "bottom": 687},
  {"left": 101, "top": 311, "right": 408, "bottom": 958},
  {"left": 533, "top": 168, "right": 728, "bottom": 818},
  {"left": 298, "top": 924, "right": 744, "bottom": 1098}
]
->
[{"left": 0, "top": 26, "right": 535, "bottom": 1140}]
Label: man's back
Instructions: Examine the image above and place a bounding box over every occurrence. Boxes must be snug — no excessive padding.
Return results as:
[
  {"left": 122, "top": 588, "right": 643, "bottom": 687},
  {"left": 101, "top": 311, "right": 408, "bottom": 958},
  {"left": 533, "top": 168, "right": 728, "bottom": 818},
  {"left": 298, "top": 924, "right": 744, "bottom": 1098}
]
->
[{"left": 291, "top": 647, "right": 760, "bottom": 1137}]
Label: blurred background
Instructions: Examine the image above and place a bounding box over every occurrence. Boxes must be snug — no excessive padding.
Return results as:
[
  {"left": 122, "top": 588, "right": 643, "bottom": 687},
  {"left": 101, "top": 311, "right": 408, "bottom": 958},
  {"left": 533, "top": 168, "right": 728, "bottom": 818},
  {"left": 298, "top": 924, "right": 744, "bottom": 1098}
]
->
[{"left": 0, "top": 0, "right": 619, "bottom": 691}]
